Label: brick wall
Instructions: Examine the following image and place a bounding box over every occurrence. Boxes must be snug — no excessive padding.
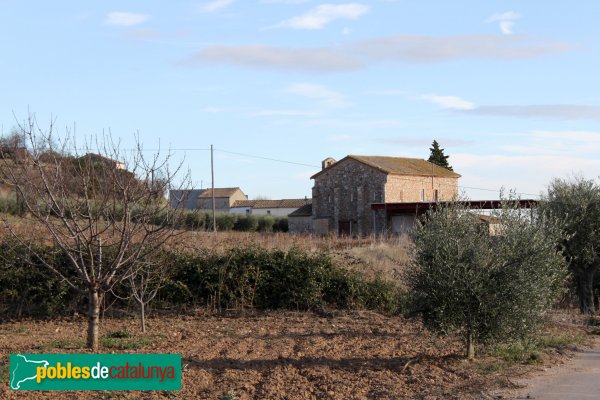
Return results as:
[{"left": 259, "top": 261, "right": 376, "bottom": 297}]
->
[{"left": 384, "top": 175, "right": 458, "bottom": 202}]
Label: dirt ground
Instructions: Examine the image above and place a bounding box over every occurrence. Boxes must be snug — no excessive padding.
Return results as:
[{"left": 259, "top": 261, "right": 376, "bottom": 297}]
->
[{"left": 0, "top": 310, "right": 592, "bottom": 400}]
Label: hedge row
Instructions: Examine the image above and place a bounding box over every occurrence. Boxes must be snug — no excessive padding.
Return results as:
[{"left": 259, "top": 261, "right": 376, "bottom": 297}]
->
[
  {"left": 0, "top": 241, "right": 404, "bottom": 319},
  {"left": 0, "top": 196, "right": 288, "bottom": 233}
]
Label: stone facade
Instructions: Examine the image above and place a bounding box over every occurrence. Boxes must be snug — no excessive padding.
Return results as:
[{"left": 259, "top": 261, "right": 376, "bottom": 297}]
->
[
  {"left": 310, "top": 156, "right": 459, "bottom": 236},
  {"left": 197, "top": 188, "right": 247, "bottom": 212},
  {"left": 312, "top": 158, "right": 388, "bottom": 236}
]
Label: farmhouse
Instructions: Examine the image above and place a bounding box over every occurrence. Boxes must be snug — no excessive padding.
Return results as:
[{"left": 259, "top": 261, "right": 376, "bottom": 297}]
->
[
  {"left": 230, "top": 198, "right": 311, "bottom": 216},
  {"left": 197, "top": 187, "right": 248, "bottom": 212},
  {"left": 309, "top": 155, "right": 461, "bottom": 236},
  {"left": 83, "top": 153, "right": 126, "bottom": 170},
  {"left": 168, "top": 188, "right": 309, "bottom": 217}
]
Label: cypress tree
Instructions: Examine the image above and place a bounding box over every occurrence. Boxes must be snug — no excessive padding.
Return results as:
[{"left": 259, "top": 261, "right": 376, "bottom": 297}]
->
[{"left": 428, "top": 140, "right": 453, "bottom": 171}]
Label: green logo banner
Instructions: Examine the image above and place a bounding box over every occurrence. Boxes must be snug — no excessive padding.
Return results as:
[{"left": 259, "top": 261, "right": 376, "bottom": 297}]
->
[{"left": 10, "top": 354, "right": 181, "bottom": 391}]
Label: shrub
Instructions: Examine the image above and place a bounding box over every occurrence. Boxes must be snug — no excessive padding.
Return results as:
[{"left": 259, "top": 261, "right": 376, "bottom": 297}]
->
[
  {"left": 273, "top": 217, "right": 288, "bottom": 232},
  {"left": 216, "top": 213, "right": 236, "bottom": 231},
  {"left": 234, "top": 215, "right": 258, "bottom": 232},
  {"left": 409, "top": 201, "right": 567, "bottom": 358},
  {"left": 257, "top": 215, "right": 275, "bottom": 232}
]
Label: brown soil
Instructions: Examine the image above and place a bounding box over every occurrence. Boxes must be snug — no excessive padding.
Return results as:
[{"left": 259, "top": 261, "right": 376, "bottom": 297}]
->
[{"left": 1, "top": 310, "right": 590, "bottom": 400}]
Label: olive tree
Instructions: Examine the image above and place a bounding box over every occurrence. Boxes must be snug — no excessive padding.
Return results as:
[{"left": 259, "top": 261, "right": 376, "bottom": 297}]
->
[
  {"left": 540, "top": 177, "right": 600, "bottom": 315},
  {"left": 409, "top": 201, "right": 566, "bottom": 359},
  {"left": 0, "top": 115, "right": 189, "bottom": 350}
]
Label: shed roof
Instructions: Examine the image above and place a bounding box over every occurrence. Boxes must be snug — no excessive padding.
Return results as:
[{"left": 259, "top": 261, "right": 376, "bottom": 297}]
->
[
  {"left": 198, "top": 187, "right": 244, "bottom": 198},
  {"left": 311, "top": 155, "right": 460, "bottom": 179},
  {"left": 288, "top": 203, "right": 313, "bottom": 217}
]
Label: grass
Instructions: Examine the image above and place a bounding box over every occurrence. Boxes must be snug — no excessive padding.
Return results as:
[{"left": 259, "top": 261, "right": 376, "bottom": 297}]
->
[
  {"left": 485, "top": 333, "right": 586, "bottom": 369},
  {"left": 221, "top": 390, "right": 238, "bottom": 400},
  {"left": 101, "top": 333, "right": 156, "bottom": 350},
  {"left": 48, "top": 338, "right": 86, "bottom": 349}
]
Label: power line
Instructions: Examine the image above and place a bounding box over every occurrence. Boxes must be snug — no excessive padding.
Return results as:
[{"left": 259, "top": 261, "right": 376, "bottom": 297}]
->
[
  {"left": 214, "top": 149, "right": 320, "bottom": 168},
  {"left": 70, "top": 145, "right": 543, "bottom": 198}
]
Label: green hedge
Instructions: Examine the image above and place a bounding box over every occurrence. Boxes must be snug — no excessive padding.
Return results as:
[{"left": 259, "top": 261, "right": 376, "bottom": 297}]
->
[{"left": 0, "top": 242, "right": 404, "bottom": 318}]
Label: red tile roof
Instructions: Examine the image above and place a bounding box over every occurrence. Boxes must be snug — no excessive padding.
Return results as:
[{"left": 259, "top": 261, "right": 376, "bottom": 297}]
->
[
  {"left": 198, "top": 187, "right": 244, "bottom": 198},
  {"left": 311, "top": 155, "right": 460, "bottom": 179}
]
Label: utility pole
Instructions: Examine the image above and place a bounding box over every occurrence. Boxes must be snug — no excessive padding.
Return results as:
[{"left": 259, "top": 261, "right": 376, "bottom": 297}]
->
[{"left": 211, "top": 144, "right": 216, "bottom": 232}]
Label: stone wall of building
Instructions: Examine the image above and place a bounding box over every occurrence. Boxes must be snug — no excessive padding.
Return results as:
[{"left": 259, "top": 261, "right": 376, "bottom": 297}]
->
[
  {"left": 198, "top": 197, "right": 231, "bottom": 211},
  {"left": 312, "top": 158, "right": 459, "bottom": 236},
  {"left": 288, "top": 216, "right": 313, "bottom": 234},
  {"left": 384, "top": 175, "right": 458, "bottom": 202},
  {"left": 312, "top": 158, "right": 388, "bottom": 236}
]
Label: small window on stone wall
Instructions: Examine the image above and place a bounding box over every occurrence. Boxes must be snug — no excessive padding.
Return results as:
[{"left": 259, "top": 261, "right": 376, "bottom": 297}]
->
[
  {"left": 434, "top": 189, "right": 439, "bottom": 201},
  {"left": 420, "top": 189, "right": 425, "bottom": 202}
]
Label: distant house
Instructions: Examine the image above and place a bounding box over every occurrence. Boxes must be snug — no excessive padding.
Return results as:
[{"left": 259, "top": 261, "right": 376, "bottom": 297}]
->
[
  {"left": 83, "top": 153, "right": 126, "bottom": 170},
  {"left": 288, "top": 203, "right": 313, "bottom": 233},
  {"left": 169, "top": 189, "right": 206, "bottom": 210},
  {"left": 308, "top": 155, "right": 461, "bottom": 236},
  {"left": 230, "top": 198, "right": 311, "bottom": 216},
  {"left": 198, "top": 187, "right": 248, "bottom": 212}
]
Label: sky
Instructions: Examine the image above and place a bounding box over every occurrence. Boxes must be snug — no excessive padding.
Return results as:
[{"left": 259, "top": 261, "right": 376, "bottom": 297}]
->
[{"left": 1, "top": 0, "right": 600, "bottom": 200}]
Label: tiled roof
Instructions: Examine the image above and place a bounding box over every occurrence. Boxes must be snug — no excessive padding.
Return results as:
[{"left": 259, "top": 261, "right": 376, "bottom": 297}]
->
[
  {"left": 288, "top": 203, "right": 312, "bottom": 217},
  {"left": 232, "top": 199, "right": 311, "bottom": 209},
  {"left": 311, "top": 155, "right": 461, "bottom": 179},
  {"left": 198, "top": 187, "right": 243, "bottom": 198}
]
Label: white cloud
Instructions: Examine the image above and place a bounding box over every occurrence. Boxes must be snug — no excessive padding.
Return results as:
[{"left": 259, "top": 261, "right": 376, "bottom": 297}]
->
[
  {"left": 275, "top": 3, "right": 370, "bottom": 30},
  {"left": 183, "top": 45, "right": 362, "bottom": 72},
  {"left": 499, "top": 21, "right": 515, "bottom": 35},
  {"left": 453, "top": 152, "right": 600, "bottom": 200},
  {"left": 500, "top": 131, "right": 600, "bottom": 155},
  {"left": 183, "top": 34, "right": 574, "bottom": 72},
  {"left": 421, "top": 94, "right": 476, "bottom": 110},
  {"left": 357, "top": 34, "right": 571, "bottom": 63},
  {"left": 467, "top": 104, "right": 600, "bottom": 120},
  {"left": 199, "top": 0, "right": 235, "bottom": 12},
  {"left": 485, "top": 11, "right": 521, "bottom": 35},
  {"left": 286, "top": 83, "right": 351, "bottom": 108},
  {"left": 104, "top": 12, "right": 151, "bottom": 27}
]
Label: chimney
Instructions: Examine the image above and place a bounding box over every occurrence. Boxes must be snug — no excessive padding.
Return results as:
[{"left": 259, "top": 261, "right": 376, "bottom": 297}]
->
[{"left": 322, "top": 157, "right": 336, "bottom": 170}]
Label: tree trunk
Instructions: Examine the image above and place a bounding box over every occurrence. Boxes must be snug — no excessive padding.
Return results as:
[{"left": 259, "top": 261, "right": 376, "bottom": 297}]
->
[
  {"left": 87, "top": 287, "right": 100, "bottom": 351},
  {"left": 140, "top": 301, "right": 146, "bottom": 333},
  {"left": 466, "top": 331, "right": 475, "bottom": 360},
  {"left": 576, "top": 267, "right": 596, "bottom": 315}
]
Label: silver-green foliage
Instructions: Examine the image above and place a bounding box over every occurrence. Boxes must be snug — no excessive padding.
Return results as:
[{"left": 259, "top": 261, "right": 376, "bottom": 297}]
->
[
  {"left": 409, "top": 202, "right": 567, "bottom": 358},
  {"left": 540, "top": 177, "right": 600, "bottom": 314}
]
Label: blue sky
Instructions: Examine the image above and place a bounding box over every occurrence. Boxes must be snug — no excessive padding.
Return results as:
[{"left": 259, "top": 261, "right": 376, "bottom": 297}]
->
[{"left": 1, "top": 1, "right": 599, "bottom": 200}]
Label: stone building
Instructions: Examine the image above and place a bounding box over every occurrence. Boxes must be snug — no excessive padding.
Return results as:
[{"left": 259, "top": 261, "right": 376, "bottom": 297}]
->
[
  {"left": 230, "top": 198, "right": 311, "bottom": 216},
  {"left": 310, "top": 155, "right": 460, "bottom": 236},
  {"left": 197, "top": 187, "right": 248, "bottom": 212},
  {"left": 288, "top": 203, "right": 313, "bottom": 233}
]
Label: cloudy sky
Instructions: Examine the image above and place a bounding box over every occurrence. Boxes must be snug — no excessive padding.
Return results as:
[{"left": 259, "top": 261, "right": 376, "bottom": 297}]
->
[{"left": 1, "top": 1, "right": 599, "bottom": 199}]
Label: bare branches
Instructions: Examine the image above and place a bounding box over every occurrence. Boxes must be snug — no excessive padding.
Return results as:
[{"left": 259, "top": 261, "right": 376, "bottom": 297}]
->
[{"left": 0, "top": 113, "right": 192, "bottom": 349}]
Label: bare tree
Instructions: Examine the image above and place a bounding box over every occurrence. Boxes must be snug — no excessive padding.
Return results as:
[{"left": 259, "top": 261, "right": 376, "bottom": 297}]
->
[
  {"left": 0, "top": 114, "right": 190, "bottom": 350},
  {"left": 116, "top": 255, "right": 170, "bottom": 333}
]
